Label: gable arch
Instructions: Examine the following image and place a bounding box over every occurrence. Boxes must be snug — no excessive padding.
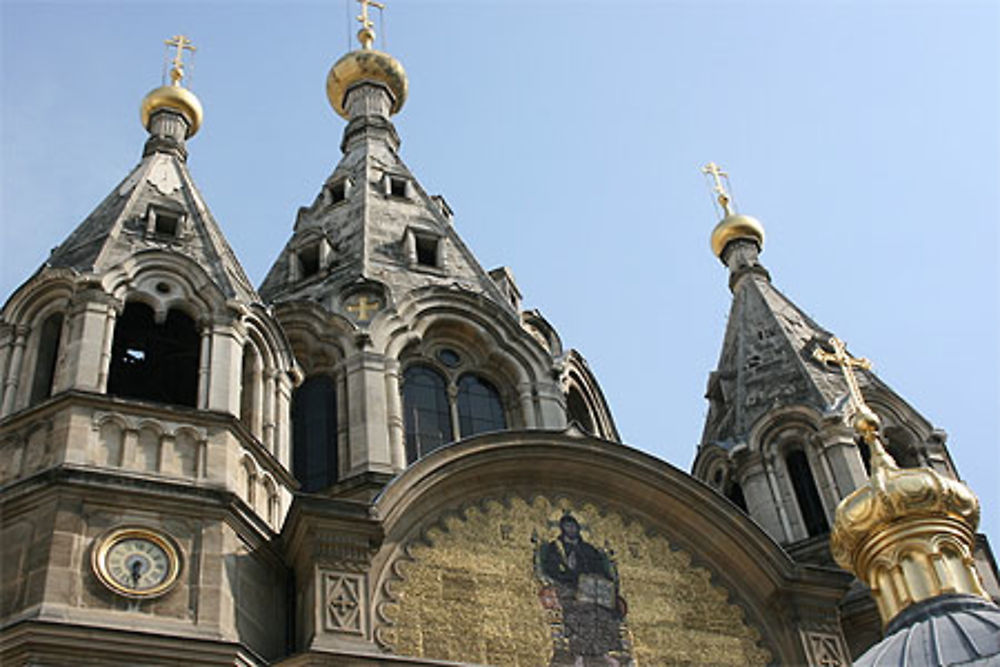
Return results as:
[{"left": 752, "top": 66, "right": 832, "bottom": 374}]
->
[
  {"left": 370, "top": 430, "right": 850, "bottom": 664},
  {"left": 102, "top": 250, "right": 231, "bottom": 319}
]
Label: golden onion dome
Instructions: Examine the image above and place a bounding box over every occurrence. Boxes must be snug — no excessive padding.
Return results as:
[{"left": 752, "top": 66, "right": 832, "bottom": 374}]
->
[
  {"left": 710, "top": 213, "right": 765, "bottom": 258},
  {"left": 326, "top": 48, "right": 408, "bottom": 119},
  {"left": 830, "top": 463, "right": 980, "bottom": 574},
  {"left": 140, "top": 84, "right": 204, "bottom": 138}
]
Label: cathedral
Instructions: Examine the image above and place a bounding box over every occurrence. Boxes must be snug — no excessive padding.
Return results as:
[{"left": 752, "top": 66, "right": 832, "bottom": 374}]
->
[{"left": 1, "top": 9, "right": 998, "bottom": 666}]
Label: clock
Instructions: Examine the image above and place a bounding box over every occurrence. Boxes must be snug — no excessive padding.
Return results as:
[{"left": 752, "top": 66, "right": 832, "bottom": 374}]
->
[{"left": 92, "top": 527, "right": 181, "bottom": 599}]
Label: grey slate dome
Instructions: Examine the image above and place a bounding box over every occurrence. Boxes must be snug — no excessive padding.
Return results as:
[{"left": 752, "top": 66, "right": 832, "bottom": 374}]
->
[{"left": 854, "top": 594, "right": 1000, "bottom": 666}]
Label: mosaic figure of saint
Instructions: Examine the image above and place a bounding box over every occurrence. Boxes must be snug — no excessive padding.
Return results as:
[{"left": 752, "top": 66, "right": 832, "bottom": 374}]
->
[{"left": 535, "top": 513, "right": 631, "bottom": 666}]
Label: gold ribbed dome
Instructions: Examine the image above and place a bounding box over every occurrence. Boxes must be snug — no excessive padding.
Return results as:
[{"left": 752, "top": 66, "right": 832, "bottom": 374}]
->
[
  {"left": 710, "top": 213, "right": 765, "bottom": 258},
  {"left": 830, "top": 455, "right": 986, "bottom": 625},
  {"left": 140, "top": 84, "right": 204, "bottom": 138},
  {"left": 326, "top": 48, "right": 408, "bottom": 119}
]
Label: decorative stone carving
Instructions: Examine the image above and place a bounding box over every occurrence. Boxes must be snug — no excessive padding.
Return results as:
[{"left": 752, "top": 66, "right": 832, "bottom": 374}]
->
[{"left": 323, "top": 571, "right": 365, "bottom": 635}]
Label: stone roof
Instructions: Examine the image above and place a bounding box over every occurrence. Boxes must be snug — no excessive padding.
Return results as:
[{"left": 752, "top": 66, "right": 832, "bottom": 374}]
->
[
  {"left": 46, "top": 136, "right": 258, "bottom": 303},
  {"left": 258, "top": 86, "right": 516, "bottom": 320},
  {"left": 854, "top": 594, "right": 1000, "bottom": 666}
]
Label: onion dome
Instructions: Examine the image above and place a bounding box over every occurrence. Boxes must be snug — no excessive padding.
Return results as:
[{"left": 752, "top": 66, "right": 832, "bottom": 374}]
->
[
  {"left": 710, "top": 213, "right": 765, "bottom": 258},
  {"left": 139, "top": 35, "right": 203, "bottom": 138},
  {"left": 830, "top": 452, "right": 985, "bottom": 623},
  {"left": 701, "top": 163, "right": 765, "bottom": 259},
  {"left": 326, "top": 2, "right": 408, "bottom": 119}
]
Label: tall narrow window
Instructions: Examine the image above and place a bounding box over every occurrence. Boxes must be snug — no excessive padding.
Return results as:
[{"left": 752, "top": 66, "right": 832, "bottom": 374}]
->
[
  {"left": 725, "top": 482, "right": 748, "bottom": 513},
  {"left": 292, "top": 375, "right": 338, "bottom": 492},
  {"left": 785, "top": 449, "right": 829, "bottom": 537},
  {"left": 29, "top": 313, "right": 63, "bottom": 405},
  {"left": 107, "top": 302, "right": 199, "bottom": 407},
  {"left": 457, "top": 374, "right": 506, "bottom": 437},
  {"left": 240, "top": 344, "right": 262, "bottom": 438},
  {"left": 566, "top": 387, "right": 594, "bottom": 434},
  {"left": 402, "top": 365, "right": 452, "bottom": 462}
]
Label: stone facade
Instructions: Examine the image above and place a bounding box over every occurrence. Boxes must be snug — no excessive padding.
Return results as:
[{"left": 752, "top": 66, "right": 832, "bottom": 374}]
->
[{"left": 1, "top": 47, "right": 996, "bottom": 667}]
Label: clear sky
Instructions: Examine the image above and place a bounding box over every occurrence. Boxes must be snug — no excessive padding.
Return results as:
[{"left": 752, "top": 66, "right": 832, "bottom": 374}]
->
[{"left": 2, "top": 1, "right": 997, "bottom": 546}]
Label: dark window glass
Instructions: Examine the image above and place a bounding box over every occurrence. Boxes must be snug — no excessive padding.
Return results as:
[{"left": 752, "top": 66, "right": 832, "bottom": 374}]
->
[
  {"left": 107, "top": 302, "right": 199, "bottom": 407},
  {"left": 390, "top": 177, "right": 407, "bottom": 198},
  {"left": 29, "top": 313, "right": 63, "bottom": 405},
  {"left": 566, "top": 387, "right": 594, "bottom": 434},
  {"left": 457, "top": 374, "right": 506, "bottom": 438},
  {"left": 292, "top": 375, "right": 338, "bottom": 492},
  {"left": 415, "top": 236, "right": 438, "bottom": 267},
  {"left": 299, "top": 244, "right": 320, "bottom": 278},
  {"left": 857, "top": 438, "right": 872, "bottom": 475},
  {"left": 154, "top": 211, "right": 179, "bottom": 236},
  {"left": 437, "top": 348, "right": 461, "bottom": 368},
  {"left": 786, "top": 449, "right": 829, "bottom": 537},
  {"left": 403, "top": 365, "right": 453, "bottom": 462},
  {"left": 726, "top": 482, "right": 748, "bottom": 513}
]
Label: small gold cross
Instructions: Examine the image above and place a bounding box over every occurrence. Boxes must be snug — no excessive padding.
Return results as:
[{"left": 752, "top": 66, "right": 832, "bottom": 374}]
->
[
  {"left": 346, "top": 294, "right": 381, "bottom": 321},
  {"left": 356, "top": 0, "right": 386, "bottom": 49},
  {"left": 164, "top": 35, "right": 196, "bottom": 85},
  {"left": 702, "top": 161, "right": 734, "bottom": 216}
]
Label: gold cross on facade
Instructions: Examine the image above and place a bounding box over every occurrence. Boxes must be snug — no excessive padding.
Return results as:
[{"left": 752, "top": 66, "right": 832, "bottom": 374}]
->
[
  {"left": 356, "top": 0, "right": 385, "bottom": 49},
  {"left": 164, "top": 35, "right": 196, "bottom": 85},
  {"left": 702, "top": 162, "right": 735, "bottom": 217},
  {"left": 346, "top": 295, "right": 381, "bottom": 321}
]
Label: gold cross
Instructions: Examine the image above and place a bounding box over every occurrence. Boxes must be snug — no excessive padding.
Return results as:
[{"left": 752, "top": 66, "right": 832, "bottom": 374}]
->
[
  {"left": 164, "top": 35, "right": 196, "bottom": 85},
  {"left": 346, "top": 295, "right": 381, "bottom": 321},
  {"left": 702, "top": 161, "right": 734, "bottom": 217},
  {"left": 356, "top": 0, "right": 385, "bottom": 49}
]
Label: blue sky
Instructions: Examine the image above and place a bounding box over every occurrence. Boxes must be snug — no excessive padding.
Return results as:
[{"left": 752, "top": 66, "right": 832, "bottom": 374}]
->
[{"left": 2, "top": 1, "right": 997, "bottom": 545}]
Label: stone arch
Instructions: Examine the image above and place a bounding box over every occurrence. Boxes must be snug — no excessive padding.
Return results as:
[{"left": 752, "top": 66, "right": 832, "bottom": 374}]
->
[
  {"left": 562, "top": 350, "right": 619, "bottom": 441},
  {"left": 370, "top": 431, "right": 851, "bottom": 665},
  {"left": 0, "top": 269, "right": 75, "bottom": 416}
]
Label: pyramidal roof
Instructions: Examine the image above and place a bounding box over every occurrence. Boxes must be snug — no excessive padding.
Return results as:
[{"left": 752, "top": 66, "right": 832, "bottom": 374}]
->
[
  {"left": 45, "top": 122, "right": 257, "bottom": 303},
  {"left": 701, "top": 240, "right": 882, "bottom": 449},
  {"left": 258, "top": 57, "right": 516, "bottom": 318}
]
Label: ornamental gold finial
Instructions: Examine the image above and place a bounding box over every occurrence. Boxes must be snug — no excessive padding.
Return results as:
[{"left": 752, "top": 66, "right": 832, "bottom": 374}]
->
[
  {"left": 356, "top": 0, "right": 385, "bottom": 49},
  {"left": 812, "top": 336, "right": 896, "bottom": 470},
  {"left": 164, "top": 35, "right": 196, "bottom": 86},
  {"left": 702, "top": 162, "right": 735, "bottom": 217}
]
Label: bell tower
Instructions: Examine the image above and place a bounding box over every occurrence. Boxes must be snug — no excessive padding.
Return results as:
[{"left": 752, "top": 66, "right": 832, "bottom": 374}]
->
[{"left": 0, "top": 37, "right": 298, "bottom": 664}]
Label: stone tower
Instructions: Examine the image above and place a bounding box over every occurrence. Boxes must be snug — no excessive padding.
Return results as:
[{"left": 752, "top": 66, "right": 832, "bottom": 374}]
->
[
  {"left": 0, "top": 40, "right": 299, "bottom": 661},
  {"left": 691, "top": 167, "right": 1000, "bottom": 654}
]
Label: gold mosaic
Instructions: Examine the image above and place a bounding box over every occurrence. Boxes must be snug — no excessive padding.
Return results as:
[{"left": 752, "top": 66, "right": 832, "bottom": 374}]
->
[{"left": 380, "top": 495, "right": 771, "bottom": 666}]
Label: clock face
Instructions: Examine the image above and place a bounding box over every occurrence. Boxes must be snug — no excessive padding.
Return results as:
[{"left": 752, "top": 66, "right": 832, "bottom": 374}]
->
[{"left": 93, "top": 528, "right": 180, "bottom": 598}]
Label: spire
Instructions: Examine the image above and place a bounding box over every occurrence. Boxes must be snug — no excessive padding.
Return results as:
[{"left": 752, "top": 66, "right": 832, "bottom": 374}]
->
[
  {"left": 44, "top": 37, "right": 256, "bottom": 303},
  {"left": 140, "top": 35, "right": 203, "bottom": 159},
  {"left": 326, "top": 0, "right": 408, "bottom": 121},
  {"left": 702, "top": 163, "right": 768, "bottom": 291},
  {"left": 259, "top": 8, "right": 516, "bottom": 319}
]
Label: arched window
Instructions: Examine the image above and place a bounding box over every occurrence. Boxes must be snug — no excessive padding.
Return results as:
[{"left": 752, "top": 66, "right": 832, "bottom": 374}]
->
[
  {"left": 29, "top": 312, "right": 63, "bottom": 405},
  {"left": 785, "top": 449, "right": 829, "bottom": 537},
  {"left": 107, "top": 302, "right": 199, "bottom": 407},
  {"left": 240, "top": 344, "right": 262, "bottom": 438},
  {"left": 292, "top": 375, "right": 338, "bottom": 492},
  {"left": 566, "top": 386, "right": 594, "bottom": 434},
  {"left": 725, "top": 481, "right": 748, "bottom": 513},
  {"left": 402, "top": 365, "right": 452, "bottom": 462},
  {"left": 457, "top": 374, "right": 506, "bottom": 437}
]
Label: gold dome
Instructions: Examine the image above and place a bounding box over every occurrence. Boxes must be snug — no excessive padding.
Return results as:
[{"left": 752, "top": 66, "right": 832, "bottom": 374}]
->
[
  {"left": 830, "top": 460, "right": 985, "bottom": 624},
  {"left": 140, "top": 84, "right": 203, "bottom": 138},
  {"left": 326, "top": 48, "right": 408, "bottom": 120},
  {"left": 710, "top": 213, "right": 765, "bottom": 258}
]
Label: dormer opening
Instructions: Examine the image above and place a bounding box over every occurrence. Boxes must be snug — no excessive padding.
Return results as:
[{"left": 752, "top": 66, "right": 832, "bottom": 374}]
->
[
  {"left": 146, "top": 205, "right": 184, "bottom": 238},
  {"left": 298, "top": 243, "right": 321, "bottom": 279},
  {"left": 329, "top": 179, "right": 347, "bottom": 204},
  {"left": 388, "top": 175, "right": 408, "bottom": 199},
  {"left": 415, "top": 234, "right": 438, "bottom": 267}
]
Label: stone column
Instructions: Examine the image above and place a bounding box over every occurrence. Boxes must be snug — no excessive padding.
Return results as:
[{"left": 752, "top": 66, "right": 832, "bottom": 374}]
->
[
  {"left": 517, "top": 383, "right": 535, "bottom": 428},
  {"left": 764, "top": 453, "right": 798, "bottom": 542},
  {"left": 206, "top": 318, "right": 243, "bottom": 415},
  {"left": 197, "top": 325, "right": 212, "bottom": 410},
  {"left": 738, "top": 454, "right": 787, "bottom": 542},
  {"left": 274, "top": 371, "right": 293, "bottom": 469},
  {"left": 62, "top": 290, "right": 118, "bottom": 394},
  {"left": 262, "top": 369, "right": 276, "bottom": 452},
  {"left": 0, "top": 325, "right": 28, "bottom": 416},
  {"left": 384, "top": 359, "right": 405, "bottom": 471},
  {"left": 817, "top": 425, "right": 867, "bottom": 500},
  {"left": 343, "top": 351, "right": 393, "bottom": 475}
]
